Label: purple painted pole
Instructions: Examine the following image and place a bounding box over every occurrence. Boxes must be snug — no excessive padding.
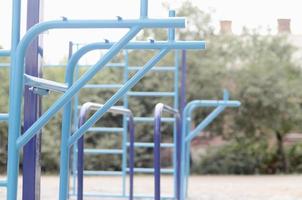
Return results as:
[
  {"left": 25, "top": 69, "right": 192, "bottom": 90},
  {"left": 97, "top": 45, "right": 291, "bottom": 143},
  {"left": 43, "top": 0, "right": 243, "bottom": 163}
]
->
[
  {"left": 22, "top": 0, "right": 42, "bottom": 199},
  {"left": 180, "top": 50, "right": 187, "bottom": 115},
  {"left": 77, "top": 103, "right": 135, "bottom": 200},
  {"left": 154, "top": 103, "right": 181, "bottom": 200}
]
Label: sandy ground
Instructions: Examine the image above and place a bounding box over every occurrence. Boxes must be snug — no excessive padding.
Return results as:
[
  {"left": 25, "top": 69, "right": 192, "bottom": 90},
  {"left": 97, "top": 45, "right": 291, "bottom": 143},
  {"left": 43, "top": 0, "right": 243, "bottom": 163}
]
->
[{"left": 1, "top": 175, "right": 302, "bottom": 199}]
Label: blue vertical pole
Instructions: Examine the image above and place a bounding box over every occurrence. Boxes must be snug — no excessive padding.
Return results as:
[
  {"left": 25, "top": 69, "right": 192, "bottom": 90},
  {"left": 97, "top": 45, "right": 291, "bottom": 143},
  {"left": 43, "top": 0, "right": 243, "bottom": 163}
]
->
[
  {"left": 122, "top": 50, "right": 129, "bottom": 196},
  {"left": 23, "top": 0, "right": 42, "bottom": 200},
  {"left": 7, "top": 0, "right": 21, "bottom": 197}
]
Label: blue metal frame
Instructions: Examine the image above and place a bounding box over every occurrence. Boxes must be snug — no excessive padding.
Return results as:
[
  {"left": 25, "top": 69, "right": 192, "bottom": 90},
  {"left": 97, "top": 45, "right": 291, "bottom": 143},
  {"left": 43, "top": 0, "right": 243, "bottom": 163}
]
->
[
  {"left": 76, "top": 103, "right": 135, "bottom": 200},
  {"left": 6, "top": 0, "right": 206, "bottom": 199},
  {"left": 179, "top": 91, "right": 240, "bottom": 200}
]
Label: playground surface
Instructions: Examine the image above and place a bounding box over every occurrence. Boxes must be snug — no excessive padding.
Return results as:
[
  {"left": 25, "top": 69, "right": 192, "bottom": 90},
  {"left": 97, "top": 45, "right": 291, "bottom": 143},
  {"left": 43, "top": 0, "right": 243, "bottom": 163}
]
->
[{"left": 1, "top": 175, "right": 302, "bottom": 200}]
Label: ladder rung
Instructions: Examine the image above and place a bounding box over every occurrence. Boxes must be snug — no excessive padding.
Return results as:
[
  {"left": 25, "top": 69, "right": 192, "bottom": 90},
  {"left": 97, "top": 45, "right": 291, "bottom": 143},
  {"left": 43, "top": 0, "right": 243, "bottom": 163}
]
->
[
  {"left": 83, "top": 149, "right": 123, "bottom": 155},
  {"left": 0, "top": 180, "right": 7, "bottom": 187},
  {"left": 133, "top": 117, "right": 175, "bottom": 123},
  {"left": 0, "top": 113, "right": 9, "bottom": 121},
  {"left": 127, "top": 168, "right": 174, "bottom": 174},
  {"left": 24, "top": 74, "right": 67, "bottom": 93},
  {"left": 78, "top": 192, "right": 174, "bottom": 199},
  {"left": 88, "top": 127, "right": 124, "bottom": 133},
  {"left": 83, "top": 170, "right": 123, "bottom": 176},
  {"left": 84, "top": 84, "right": 123, "bottom": 89},
  {"left": 127, "top": 91, "right": 174, "bottom": 97},
  {"left": 127, "top": 142, "right": 174, "bottom": 148},
  {"left": 129, "top": 66, "right": 175, "bottom": 72},
  {"left": 0, "top": 50, "right": 10, "bottom": 57},
  {"left": 0, "top": 63, "right": 10, "bottom": 67}
]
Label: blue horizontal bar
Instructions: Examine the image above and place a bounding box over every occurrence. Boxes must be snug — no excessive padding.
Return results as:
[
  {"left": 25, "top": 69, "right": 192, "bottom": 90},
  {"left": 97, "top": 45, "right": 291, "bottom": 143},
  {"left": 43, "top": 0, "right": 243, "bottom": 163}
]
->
[
  {"left": 134, "top": 117, "right": 175, "bottom": 123},
  {"left": 43, "top": 63, "right": 125, "bottom": 68},
  {"left": 126, "top": 142, "right": 174, "bottom": 148},
  {"left": 0, "top": 50, "right": 10, "bottom": 57},
  {"left": 0, "top": 63, "right": 10, "bottom": 68},
  {"left": 127, "top": 91, "right": 174, "bottom": 97},
  {"left": 83, "top": 170, "right": 123, "bottom": 176},
  {"left": 0, "top": 180, "right": 7, "bottom": 187},
  {"left": 83, "top": 84, "right": 123, "bottom": 89},
  {"left": 24, "top": 74, "right": 68, "bottom": 93},
  {"left": 79, "top": 192, "right": 174, "bottom": 199},
  {"left": 83, "top": 149, "right": 123, "bottom": 154},
  {"left": 129, "top": 66, "right": 175, "bottom": 71},
  {"left": 88, "top": 127, "right": 124, "bottom": 132},
  {"left": 69, "top": 41, "right": 205, "bottom": 50},
  {"left": 0, "top": 114, "right": 9, "bottom": 121},
  {"left": 79, "top": 191, "right": 175, "bottom": 200},
  {"left": 127, "top": 168, "right": 174, "bottom": 174}
]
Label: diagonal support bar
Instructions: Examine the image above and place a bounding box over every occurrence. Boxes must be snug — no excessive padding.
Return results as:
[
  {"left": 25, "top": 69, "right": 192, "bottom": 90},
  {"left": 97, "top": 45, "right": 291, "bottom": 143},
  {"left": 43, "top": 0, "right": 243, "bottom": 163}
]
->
[{"left": 68, "top": 48, "right": 170, "bottom": 146}]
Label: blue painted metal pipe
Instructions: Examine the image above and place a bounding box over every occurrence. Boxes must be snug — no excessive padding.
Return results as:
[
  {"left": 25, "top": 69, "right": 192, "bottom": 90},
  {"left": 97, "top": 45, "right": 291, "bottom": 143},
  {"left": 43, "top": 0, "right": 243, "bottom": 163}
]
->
[
  {"left": 67, "top": 49, "right": 170, "bottom": 147},
  {"left": 0, "top": 50, "right": 11, "bottom": 57},
  {"left": 0, "top": 114, "right": 9, "bottom": 121},
  {"left": 154, "top": 103, "right": 181, "bottom": 200},
  {"left": 76, "top": 103, "right": 135, "bottom": 200},
  {"left": 140, "top": 0, "right": 148, "bottom": 18},
  {"left": 179, "top": 91, "right": 241, "bottom": 200}
]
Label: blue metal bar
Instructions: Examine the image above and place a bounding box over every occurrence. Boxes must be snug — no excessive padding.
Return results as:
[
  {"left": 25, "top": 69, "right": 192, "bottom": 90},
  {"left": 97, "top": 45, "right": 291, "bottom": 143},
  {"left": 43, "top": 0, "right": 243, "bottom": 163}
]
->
[
  {"left": 140, "top": 0, "right": 148, "bottom": 18},
  {"left": 16, "top": 26, "right": 140, "bottom": 149},
  {"left": 24, "top": 74, "right": 68, "bottom": 93},
  {"left": 129, "top": 66, "right": 175, "bottom": 71},
  {"left": 76, "top": 102, "right": 135, "bottom": 200},
  {"left": 179, "top": 92, "right": 241, "bottom": 200},
  {"left": 122, "top": 50, "right": 129, "bottom": 196},
  {"left": 83, "top": 149, "right": 123, "bottom": 154},
  {"left": 7, "top": 0, "right": 21, "bottom": 197},
  {"left": 88, "top": 127, "right": 124, "bottom": 132},
  {"left": 10, "top": 26, "right": 140, "bottom": 200},
  {"left": 154, "top": 103, "right": 181, "bottom": 200},
  {"left": 0, "top": 50, "right": 11, "bottom": 57},
  {"left": 78, "top": 192, "right": 174, "bottom": 199},
  {"left": 68, "top": 49, "right": 171, "bottom": 147},
  {"left": 83, "top": 84, "right": 123, "bottom": 89},
  {"left": 134, "top": 117, "right": 175, "bottom": 123},
  {"left": 127, "top": 167, "right": 174, "bottom": 173},
  {"left": 83, "top": 170, "right": 123, "bottom": 176},
  {"left": 126, "top": 142, "right": 174, "bottom": 148},
  {"left": 0, "top": 180, "right": 7, "bottom": 187},
  {"left": 0, "top": 114, "right": 9, "bottom": 121},
  {"left": 127, "top": 91, "right": 175, "bottom": 97}
]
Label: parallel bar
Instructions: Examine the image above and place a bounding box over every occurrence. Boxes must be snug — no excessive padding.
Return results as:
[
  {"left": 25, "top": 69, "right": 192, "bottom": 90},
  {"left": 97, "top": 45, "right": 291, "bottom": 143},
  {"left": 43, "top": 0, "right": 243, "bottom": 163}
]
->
[
  {"left": 88, "top": 127, "right": 124, "bottom": 132},
  {"left": 126, "top": 142, "right": 174, "bottom": 148},
  {"left": 0, "top": 114, "right": 9, "bottom": 121},
  {"left": 83, "top": 149, "right": 123, "bottom": 155},
  {"left": 127, "top": 91, "right": 174, "bottom": 97},
  {"left": 83, "top": 170, "right": 123, "bottom": 176}
]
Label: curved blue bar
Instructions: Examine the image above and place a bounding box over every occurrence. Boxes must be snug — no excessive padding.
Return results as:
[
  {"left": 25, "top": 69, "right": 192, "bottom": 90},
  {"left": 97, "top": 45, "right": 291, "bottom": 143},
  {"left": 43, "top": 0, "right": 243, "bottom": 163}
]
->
[
  {"left": 179, "top": 95, "right": 241, "bottom": 200},
  {"left": 76, "top": 103, "right": 135, "bottom": 200},
  {"left": 154, "top": 103, "right": 181, "bottom": 200}
]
